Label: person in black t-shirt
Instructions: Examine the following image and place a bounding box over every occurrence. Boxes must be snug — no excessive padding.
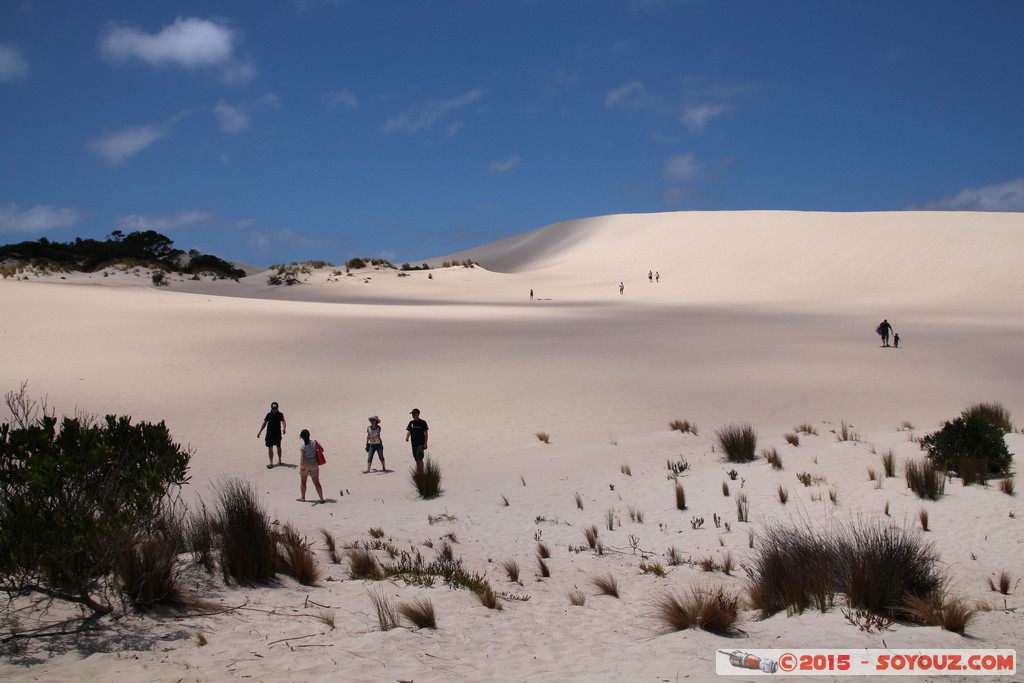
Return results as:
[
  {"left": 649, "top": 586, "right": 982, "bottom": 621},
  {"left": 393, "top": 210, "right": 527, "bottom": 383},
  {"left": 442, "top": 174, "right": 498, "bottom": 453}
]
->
[
  {"left": 405, "top": 408, "right": 429, "bottom": 475},
  {"left": 258, "top": 401, "right": 287, "bottom": 469}
]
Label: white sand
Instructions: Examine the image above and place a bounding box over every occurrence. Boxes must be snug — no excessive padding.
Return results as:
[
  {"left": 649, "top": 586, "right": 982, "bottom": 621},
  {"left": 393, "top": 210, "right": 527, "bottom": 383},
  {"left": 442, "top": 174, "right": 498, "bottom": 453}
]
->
[{"left": 0, "top": 210, "right": 1021, "bottom": 681}]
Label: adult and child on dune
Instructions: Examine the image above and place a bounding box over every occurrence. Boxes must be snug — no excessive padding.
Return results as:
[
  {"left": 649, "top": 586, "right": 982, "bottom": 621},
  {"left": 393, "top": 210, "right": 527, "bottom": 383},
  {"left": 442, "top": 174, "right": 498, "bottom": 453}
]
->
[{"left": 259, "top": 403, "right": 428, "bottom": 503}]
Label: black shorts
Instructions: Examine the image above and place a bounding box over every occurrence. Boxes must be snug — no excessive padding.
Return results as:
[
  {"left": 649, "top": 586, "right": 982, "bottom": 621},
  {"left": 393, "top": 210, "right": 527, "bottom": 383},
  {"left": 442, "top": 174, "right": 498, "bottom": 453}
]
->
[{"left": 265, "top": 435, "right": 282, "bottom": 448}]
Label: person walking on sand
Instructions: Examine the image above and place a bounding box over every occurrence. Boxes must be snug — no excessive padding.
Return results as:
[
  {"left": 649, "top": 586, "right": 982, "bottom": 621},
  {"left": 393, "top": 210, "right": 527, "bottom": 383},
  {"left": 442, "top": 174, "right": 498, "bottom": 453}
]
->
[
  {"left": 258, "top": 401, "right": 287, "bottom": 468},
  {"left": 297, "top": 429, "right": 325, "bottom": 503},
  {"left": 655, "top": 271, "right": 660, "bottom": 283},
  {"left": 364, "top": 415, "right": 386, "bottom": 473},
  {"left": 530, "top": 289, "right": 533, "bottom": 301},
  {"left": 406, "top": 408, "right": 429, "bottom": 475},
  {"left": 893, "top": 332, "right": 900, "bottom": 349},
  {"left": 648, "top": 270, "right": 653, "bottom": 283},
  {"left": 877, "top": 319, "right": 893, "bottom": 347},
  {"left": 619, "top": 282, "right": 624, "bottom": 295}
]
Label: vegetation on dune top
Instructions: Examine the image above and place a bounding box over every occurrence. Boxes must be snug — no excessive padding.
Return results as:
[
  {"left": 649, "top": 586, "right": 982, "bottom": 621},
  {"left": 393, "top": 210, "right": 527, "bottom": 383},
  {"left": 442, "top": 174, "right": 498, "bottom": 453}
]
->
[{"left": 0, "top": 230, "right": 245, "bottom": 280}]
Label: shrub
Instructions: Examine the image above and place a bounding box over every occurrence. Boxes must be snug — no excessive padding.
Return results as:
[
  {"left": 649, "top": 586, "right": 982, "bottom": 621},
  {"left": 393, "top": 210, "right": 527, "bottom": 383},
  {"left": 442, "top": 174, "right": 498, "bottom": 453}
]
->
[
  {"left": 347, "top": 548, "right": 381, "bottom": 580},
  {"left": 784, "top": 433, "right": 799, "bottom": 447},
  {"left": 919, "top": 415, "right": 1013, "bottom": 475},
  {"left": 653, "top": 585, "right": 741, "bottom": 635},
  {"left": 795, "top": 423, "right": 818, "bottom": 435},
  {"left": 837, "top": 420, "right": 859, "bottom": 442},
  {"left": 536, "top": 556, "right": 550, "bottom": 578},
  {"left": 568, "top": 589, "right": 586, "bottom": 606},
  {"left": 735, "top": 492, "right": 750, "bottom": 522},
  {"left": 411, "top": 458, "right": 443, "bottom": 498},
  {"left": 716, "top": 423, "right": 757, "bottom": 462},
  {"left": 274, "top": 523, "right": 320, "bottom": 586},
  {"left": 575, "top": 492, "right": 583, "bottom": 509},
  {"left": 669, "top": 420, "right": 698, "bottom": 435},
  {"left": 535, "top": 432, "right": 550, "bottom": 444},
  {"left": 881, "top": 450, "right": 896, "bottom": 478},
  {"left": 501, "top": 558, "right": 520, "bottom": 583},
  {"left": 999, "top": 478, "right": 1015, "bottom": 495},
  {"left": 777, "top": 486, "right": 788, "bottom": 504},
  {"left": 763, "top": 447, "right": 783, "bottom": 469},
  {"left": 583, "top": 525, "right": 598, "bottom": 549},
  {"left": 986, "top": 571, "right": 1016, "bottom": 595},
  {"left": 899, "top": 593, "right": 976, "bottom": 634},
  {"left": 963, "top": 402, "right": 1014, "bottom": 433},
  {"left": 0, "top": 386, "right": 191, "bottom": 614}
]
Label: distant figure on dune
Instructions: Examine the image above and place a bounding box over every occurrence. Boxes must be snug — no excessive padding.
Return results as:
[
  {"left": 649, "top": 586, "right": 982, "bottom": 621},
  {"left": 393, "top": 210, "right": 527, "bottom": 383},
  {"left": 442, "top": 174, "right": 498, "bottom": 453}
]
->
[
  {"left": 258, "top": 401, "right": 287, "bottom": 468},
  {"left": 406, "top": 408, "right": 429, "bottom": 475},
  {"left": 655, "top": 271, "right": 660, "bottom": 283},
  {"left": 648, "top": 270, "right": 653, "bottom": 283},
  {"left": 297, "top": 428, "right": 325, "bottom": 503},
  {"left": 619, "top": 282, "right": 624, "bottom": 295},
  {"left": 530, "top": 289, "right": 533, "bottom": 301},
  {"left": 364, "top": 415, "right": 386, "bottom": 473},
  {"left": 876, "top": 319, "right": 893, "bottom": 347},
  {"left": 893, "top": 333, "right": 900, "bottom": 349}
]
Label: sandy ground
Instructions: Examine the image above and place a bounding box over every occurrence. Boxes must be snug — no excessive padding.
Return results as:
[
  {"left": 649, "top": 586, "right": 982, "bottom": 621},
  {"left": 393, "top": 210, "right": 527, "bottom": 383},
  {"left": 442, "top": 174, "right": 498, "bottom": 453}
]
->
[{"left": 0, "top": 211, "right": 1021, "bottom": 681}]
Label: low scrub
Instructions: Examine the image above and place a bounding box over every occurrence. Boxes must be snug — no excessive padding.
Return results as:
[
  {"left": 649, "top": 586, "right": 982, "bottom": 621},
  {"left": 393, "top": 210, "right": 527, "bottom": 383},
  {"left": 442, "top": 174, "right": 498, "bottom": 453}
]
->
[
  {"left": 904, "top": 458, "right": 947, "bottom": 500},
  {"left": 215, "top": 479, "right": 277, "bottom": 585},
  {"left": 963, "top": 401, "right": 1014, "bottom": 433},
  {"left": 411, "top": 458, "right": 443, "bottom": 498},
  {"left": 669, "top": 419, "right": 698, "bottom": 435},
  {"left": 919, "top": 414, "right": 1013, "bottom": 476},
  {"left": 399, "top": 596, "right": 437, "bottom": 629},
  {"left": 747, "top": 518, "right": 945, "bottom": 623}
]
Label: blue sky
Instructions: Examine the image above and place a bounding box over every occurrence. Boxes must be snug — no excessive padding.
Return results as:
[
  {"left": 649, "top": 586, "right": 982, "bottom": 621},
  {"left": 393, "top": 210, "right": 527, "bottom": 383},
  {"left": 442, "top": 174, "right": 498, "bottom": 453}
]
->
[{"left": 1, "top": 1, "right": 1022, "bottom": 267}]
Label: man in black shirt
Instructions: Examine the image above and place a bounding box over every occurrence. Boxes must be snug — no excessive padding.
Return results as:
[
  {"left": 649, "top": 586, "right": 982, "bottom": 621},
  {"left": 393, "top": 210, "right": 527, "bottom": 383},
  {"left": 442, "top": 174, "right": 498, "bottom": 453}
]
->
[
  {"left": 405, "top": 408, "right": 429, "bottom": 474},
  {"left": 258, "top": 401, "right": 287, "bottom": 468}
]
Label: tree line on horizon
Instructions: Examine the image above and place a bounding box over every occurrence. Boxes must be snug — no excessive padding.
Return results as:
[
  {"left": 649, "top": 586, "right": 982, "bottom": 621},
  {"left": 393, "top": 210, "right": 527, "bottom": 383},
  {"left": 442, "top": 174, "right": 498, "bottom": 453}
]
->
[{"left": 0, "top": 230, "right": 245, "bottom": 280}]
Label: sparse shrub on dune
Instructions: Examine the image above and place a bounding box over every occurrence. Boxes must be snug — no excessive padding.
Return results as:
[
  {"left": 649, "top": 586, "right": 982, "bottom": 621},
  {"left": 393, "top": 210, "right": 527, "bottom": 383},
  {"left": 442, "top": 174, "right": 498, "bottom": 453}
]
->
[
  {"left": 411, "top": 458, "right": 443, "bottom": 498},
  {"left": 919, "top": 414, "right": 1012, "bottom": 476},
  {"left": 837, "top": 420, "right": 859, "bottom": 442},
  {"left": 674, "top": 482, "right": 686, "bottom": 510},
  {"left": 347, "top": 548, "right": 382, "bottom": 580},
  {"left": 784, "top": 433, "right": 799, "bottom": 447},
  {"left": 653, "top": 585, "right": 742, "bottom": 635},
  {"left": 763, "top": 447, "right": 783, "bottom": 469},
  {"left": 535, "top": 431, "right": 550, "bottom": 444},
  {"left": 898, "top": 593, "right": 976, "bottom": 634},
  {"left": 116, "top": 514, "right": 189, "bottom": 611},
  {"left": 575, "top": 492, "right": 584, "bottom": 509},
  {"left": 795, "top": 423, "right": 818, "bottom": 436},
  {"left": 986, "top": 570, "right": 1017, "bottom": 595},
  {"left": 583, "top": 525, "right": 599, "bottom": 549},
  {"left": 716, "top": 423, "right": 757, "bottom": 463},
  {"left": 537, "top": 556, "right": 550, "bottom": 578},
  {"left": 735, "top": 492, "right": 750, "bottom": 523},
  {"left": 568, "top": 589, "right": 587, "bottom": 606},
  {"left": 501, "top": 558, "right": 520, "bottom": 583},
  {"left": 881, "top": 450, "right": 896, "bottom": 478},
  {"left": 998, "top": 477, "right": 1015, "bottom": 495},
  {"left": 777, "top": 485, "right": 788, "bottom": 504}
]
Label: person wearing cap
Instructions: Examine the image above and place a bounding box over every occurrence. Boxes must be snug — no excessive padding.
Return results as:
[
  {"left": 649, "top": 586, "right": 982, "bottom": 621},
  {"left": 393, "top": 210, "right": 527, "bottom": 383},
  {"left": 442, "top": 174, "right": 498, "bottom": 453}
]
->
[
  {"left": 405, "top": 409, "right": 429, "bottom": 474},
  {"left": 364, "top": 416, "right": 386, "bottom": 473},
  {"left": 258, "top": 401, "right": 287, "bottom": 469}
]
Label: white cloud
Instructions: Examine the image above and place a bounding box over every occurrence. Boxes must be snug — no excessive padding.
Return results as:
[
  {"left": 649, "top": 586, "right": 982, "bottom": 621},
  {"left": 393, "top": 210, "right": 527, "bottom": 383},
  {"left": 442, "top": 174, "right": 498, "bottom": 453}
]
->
[
  {"left": 322, "top": 88, "right": 359, "bottom": 108},
  {"left": 489, "top": 155, "right": 520, "bottom": 172},
  {"left": 0, "top": 42, "right": 29, "bottom": 82},
  {"left": 214, "top": 100, "right": 249, "bottom": 133},
  {"left": 605, "top": 80, "right": 652, "bottom": 109},
  {"left": 913, "top": 177, "right": 1024, "bottom": 212},
  {"left": 663, "top": 152, "right": 701, "bottom": 182},
  {"left": 116, "top": 210, "right": 212, "bottom": 232},
  {"left": 680, "top": 103, "right": 730, "bottom": 132},
  {"left": 382, "top": 89, "right": 484, "bottom": 133},
  {"left": 98, "top": 17, "right": 255, "bottom": 83},
  {"left": 90, "top": 124, "right": 167, "bottom": 163},
  {"left": 0, "top": 204, "right": 82, "bottom": 234}
]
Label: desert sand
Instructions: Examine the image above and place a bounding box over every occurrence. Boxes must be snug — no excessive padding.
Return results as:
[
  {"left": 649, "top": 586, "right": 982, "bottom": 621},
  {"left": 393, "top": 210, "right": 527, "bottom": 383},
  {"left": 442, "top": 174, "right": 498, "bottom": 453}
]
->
[{"left": 1, "top": 210, "right": 1021, "bottom": 681}]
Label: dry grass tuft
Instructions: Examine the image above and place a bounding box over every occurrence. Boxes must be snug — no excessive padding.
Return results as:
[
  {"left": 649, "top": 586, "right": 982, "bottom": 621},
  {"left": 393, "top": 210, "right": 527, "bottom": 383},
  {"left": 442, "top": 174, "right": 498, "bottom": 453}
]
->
[
  {"left": 999, "top": 477, "right": 1015, "bottom": 495},
  {"left": 986, "top": 570, "right": 1017, "bottom": 595},
  {"left": 653, "top": 585, "right": 742, "bottom": 635},
  {"left": 347, "top": 547, "right": 382, "bottom": 580},
  {"left": 735, "top": 492, "right": 750, "bottom": 522},
  {"left": 881, "top": 450, "right": 896, "bottom": 478},
  {"left": 763, "top": 447, "right": 783, "bottom": 469},
  {"left": 963, "top": 401, "right": 1014, "bottom": 433},
  {"left": 583, "top": 525, "right": 599, "bottom": 549},
  {"left": 592, "top": 573, "right": 620, "bottom": 598},
  {"left": 795, "top": 423, "right": 818, "bottom": 435},
  {"left": 537, "top": 556, "right": 550, "bottom": 578},
  {"left": 501, "top": 558, "right": 520, "bottom": 583},
  {"left": 368, "top": 586, "right": 399, "bottom": 631},
  {"left": 669, "top": 419, "right": 698, "bottom": 435},
  {"left": 399, "top": 596, "right": 437, "bottom": 629},
  {"left": 568, "top": 589, "right": 587, "bottom": 606},
  {"left": 777, "top": 485, "right": 788, "bottom": 504},
  {"left": 535, "top": 431, "right": 550, "bottom": 444},
  {"left": 904, "top": 458, "right": 946, "bottom": 500},
  {"left": 674, "top": 482, "right": 686, "bottom": 510},
  {"left": 784, "top": 433, "right": 799, "bottom": 447},
  {"left": 575, "top": 491, "right": 584, "bottom": 509},
  {"left": 899, "top": 593, "right": 976, "bottom": 634},
  {"left": 716, "top": 422, "right": 758, "bottom": 462},
  {"left": 536, "top": 542, "right": 551, "bottom": 559}
]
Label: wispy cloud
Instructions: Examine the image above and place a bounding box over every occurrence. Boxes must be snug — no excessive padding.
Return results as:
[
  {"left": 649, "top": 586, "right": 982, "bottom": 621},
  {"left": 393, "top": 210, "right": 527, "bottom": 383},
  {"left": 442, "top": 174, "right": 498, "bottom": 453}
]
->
[
  {"left": 89, "top": 124, "right": 168, "bottom": 164},
  {"left": 0, "top": 204, "right": 82, "bottom": 234},
  {"left": 115, "top": 210, "right": 213, "bottom": 232},
  {"left": 214, "top": 100, "right": 250, "bottom": 133},
  {"left": 98, "top": 17, "right": 255, "bottom": 84},
  {"left": 0, "top": 42, "right": 29, "bottom": 82},
  {"left": 322, "top": 88, "right": 359, "bottom": 108},
  {"left": 680, "top": 102, "right": 731, "bottom": 132},
  {"left": 605, "top": 80, "right": 654, "bottom": 109},
  {"left": 382, "top": 89, "right": 484, "bottom": 133},
  {"left": 911, "top": 177, "right": 1024, "bottom": 212},
  {"left": 489, "top": 155, "right": 520, "bottom": 172},
  {"left": 663, "top": 152, "right": 701, "bottom": 182}
]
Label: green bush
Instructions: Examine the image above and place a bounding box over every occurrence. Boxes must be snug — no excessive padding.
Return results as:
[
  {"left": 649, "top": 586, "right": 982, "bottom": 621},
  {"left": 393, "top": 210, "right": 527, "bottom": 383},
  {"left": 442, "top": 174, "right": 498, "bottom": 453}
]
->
[
  {"left": 919, "top": 415, "right": 1013, "bottom": 476},
  {"left": 0, "top": 386, "right": 190, "bottom": 614}
]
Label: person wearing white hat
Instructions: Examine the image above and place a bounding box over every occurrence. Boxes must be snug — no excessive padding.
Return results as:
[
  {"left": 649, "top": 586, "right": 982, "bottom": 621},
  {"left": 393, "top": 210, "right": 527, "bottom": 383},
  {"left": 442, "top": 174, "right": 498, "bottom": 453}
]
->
[{"left": 364, "top": 415, "right": 386, "bottom": 473}]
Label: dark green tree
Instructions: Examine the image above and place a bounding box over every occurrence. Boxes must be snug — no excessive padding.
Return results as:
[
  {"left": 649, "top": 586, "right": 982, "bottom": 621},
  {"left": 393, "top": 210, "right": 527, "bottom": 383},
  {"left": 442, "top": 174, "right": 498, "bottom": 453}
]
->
[
  {"left": 0, "top": 385, "right": 190, "bottom": 614},
  {"left": 919, "top": 414, "right": 1013, "bottom": 476}
]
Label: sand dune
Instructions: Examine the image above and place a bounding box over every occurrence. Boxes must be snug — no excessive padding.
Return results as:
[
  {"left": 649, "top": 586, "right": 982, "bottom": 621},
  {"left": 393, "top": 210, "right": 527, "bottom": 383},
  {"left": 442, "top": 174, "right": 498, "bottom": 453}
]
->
[{"left": 0, "top": 211, "right": 1021, "bottom": 681}]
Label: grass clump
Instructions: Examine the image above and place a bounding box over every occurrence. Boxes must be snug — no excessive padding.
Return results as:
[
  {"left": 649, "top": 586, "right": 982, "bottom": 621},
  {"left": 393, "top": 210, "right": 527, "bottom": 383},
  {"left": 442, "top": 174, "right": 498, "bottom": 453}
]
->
[
  {"left": 347, "top": 548, "right": 382, "bottom": 580},
  {"left": 795, "top": 423, "right": 818, "bottom": 435},
  {"left": 904, "top": 458, "right": 947, "bottom": 500},
  {"left": 735, "top": 492, "right": 750, "bottom": 523},
  {"left": 674, "top": 482, "right": 687, "bottom": 510},
  {"left": 669, "top": 419, "right": 698, "bottom": 435},
  {"left": 274, "top": 523, "right": 320, "bottom": 586},
  {"left": 881, "top": 450, "right": 896, "bottom": 478},
  {"left": 411, "top": 458, "right": 443, "bottom": 498},
  {"left": 762, "top": 447, "right": 783, "bottom": 469},
  {"left": 986, "top": 571, "right": 1016, "bottom": 595},
  {"left": 568, "top": 589, "right": 586, "bottom": 606},
  {"left": 963, "top": 401, "right": 1014, "bottom": 433},
  {"left": 399, "top": 597, "right": 437, "bottom": 629},
  {"left": 591, "top": 573, "right": 619, "bottom": 598},
  {"left": 716, "top": 422, "right": 757, "bottom": 463},
  {"left": 501, "top": 558, "right": 520, "bottom": 583},
  {"left": 998, "top": 478, "right": 1015, "bottom": 495},
  {"left": 784, "top": 433, "right": 799, "bottom": 447},
  {"left": 583, "top": 525, "right": 599, "bottom": 549},
  {"left": 653, "top": 585, "right": 742, "bottom": 635},
  {"left": 368, "top": 587, "right": 399, "bottom": 631},
  {"left": 535, "top": 431, "right": 550, "bottom": 444},
  {"left": 215, "top": 479, "right": 277, "bottom": 585}
]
